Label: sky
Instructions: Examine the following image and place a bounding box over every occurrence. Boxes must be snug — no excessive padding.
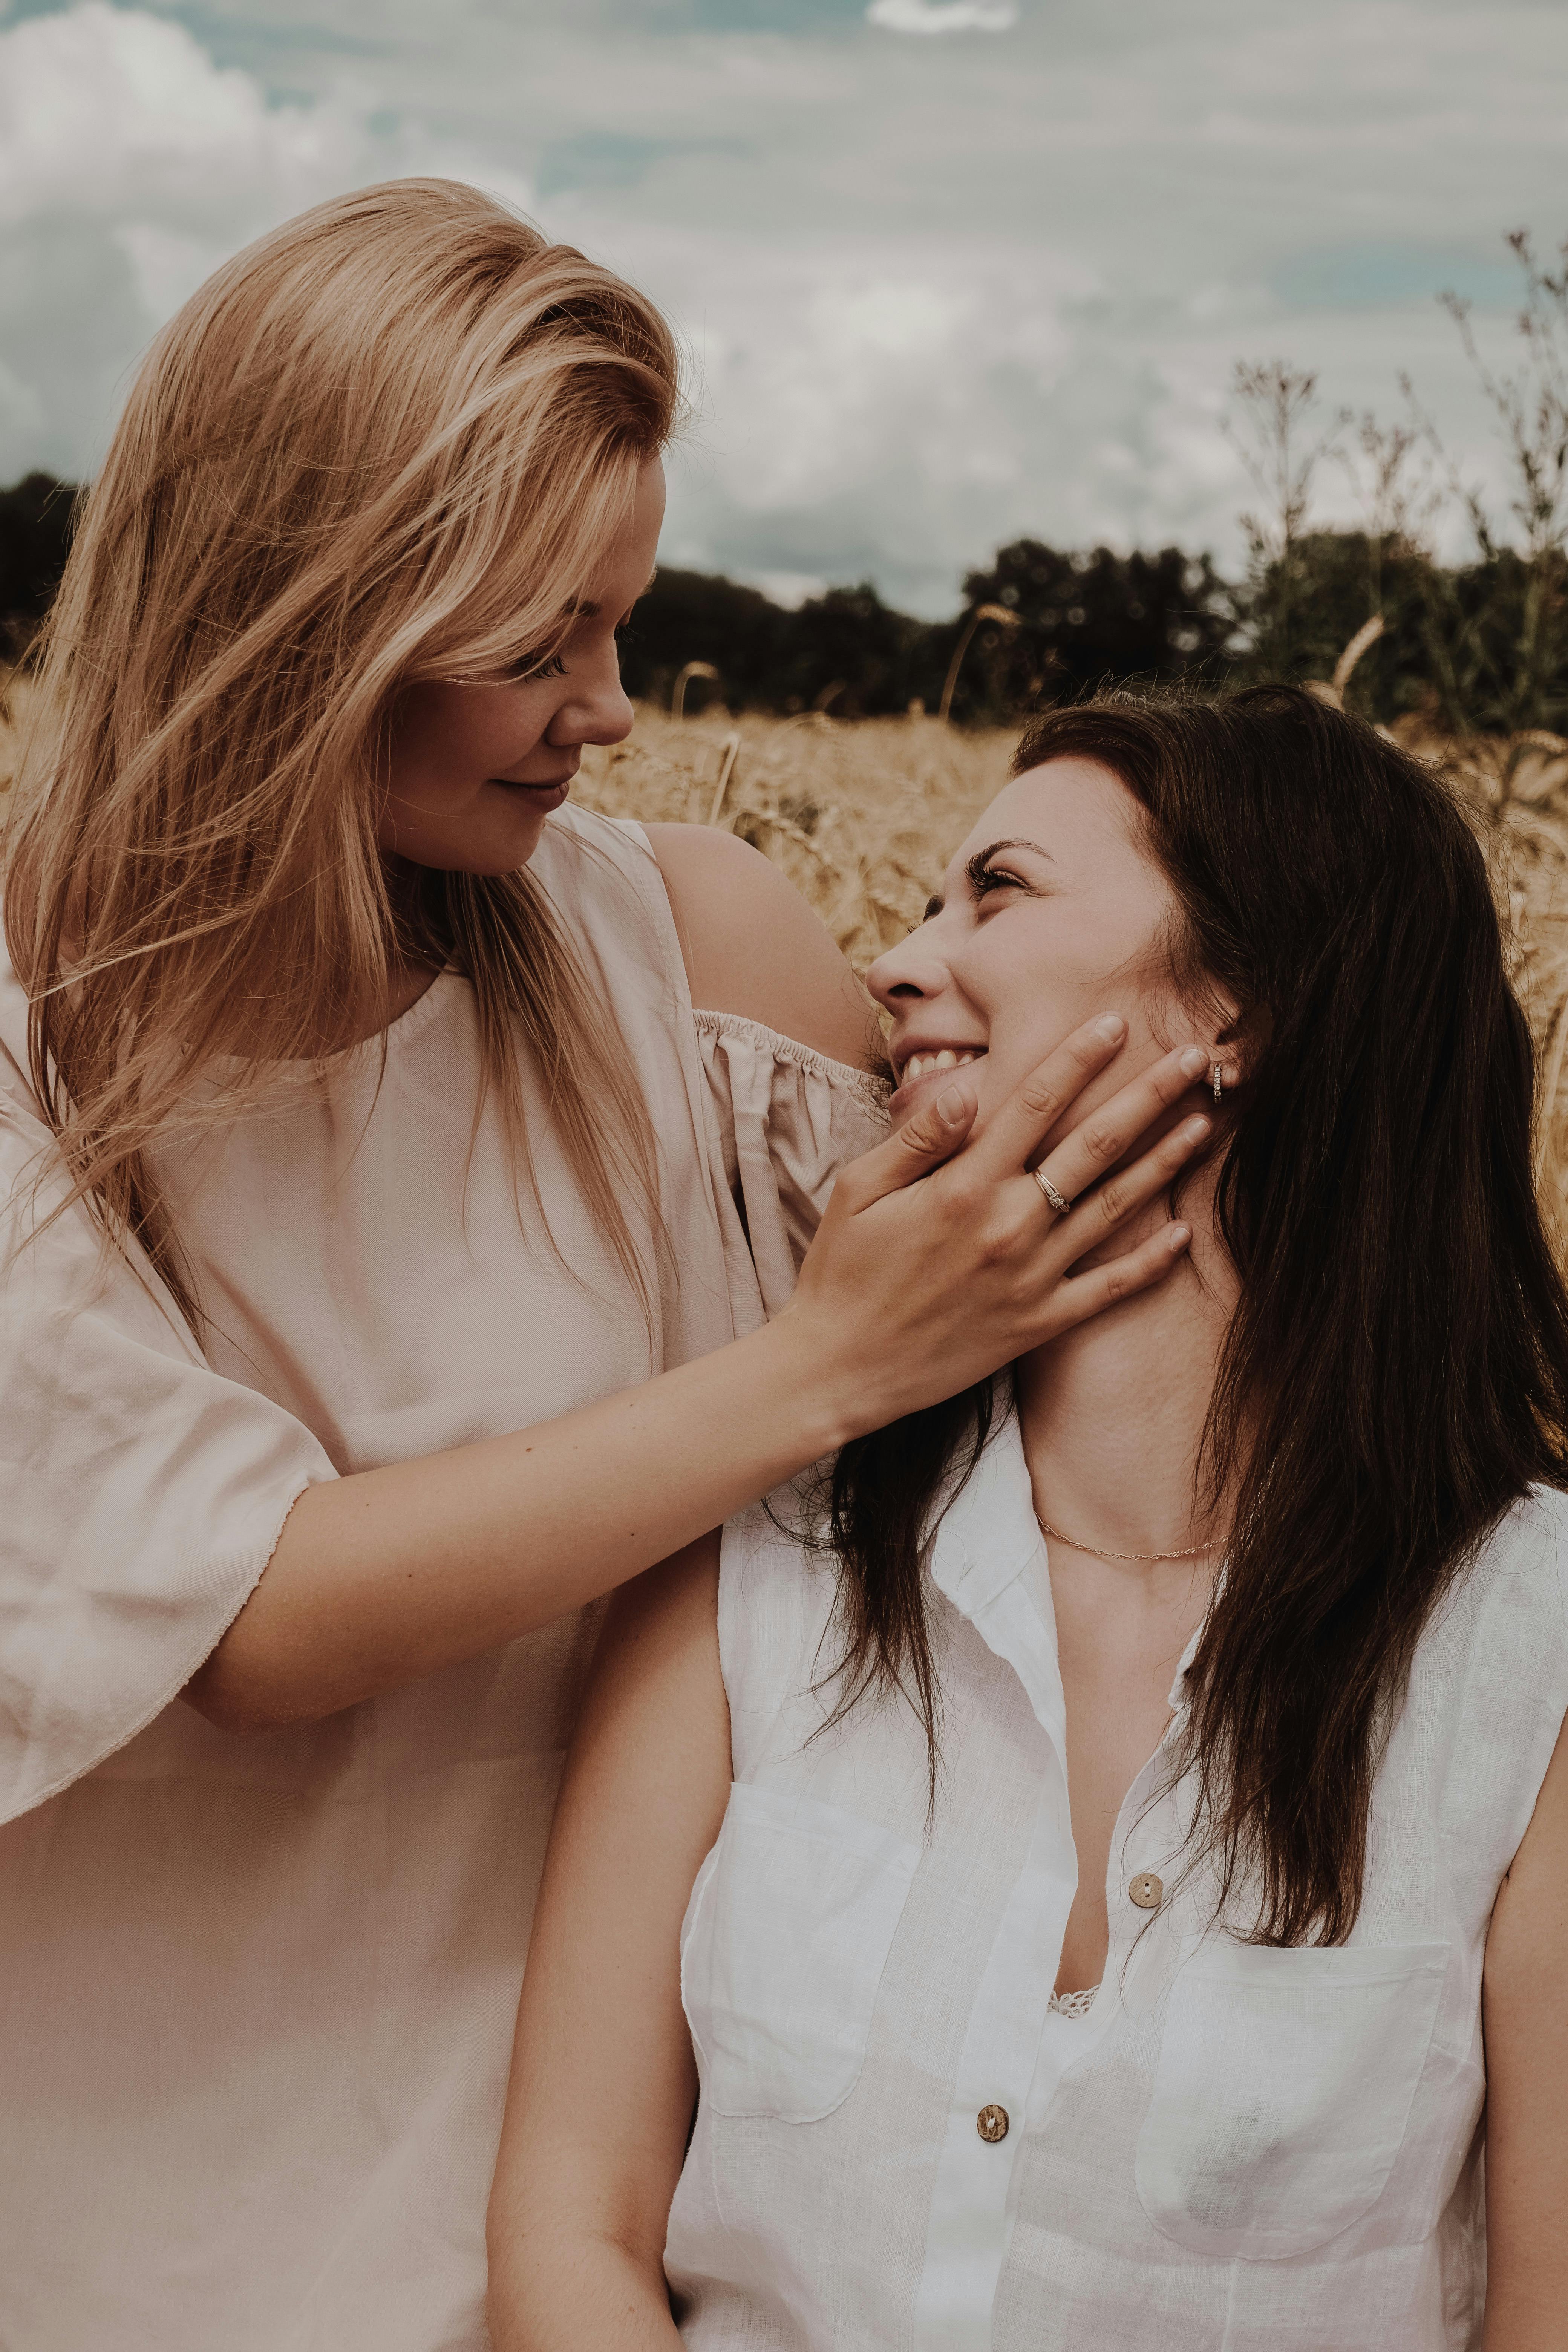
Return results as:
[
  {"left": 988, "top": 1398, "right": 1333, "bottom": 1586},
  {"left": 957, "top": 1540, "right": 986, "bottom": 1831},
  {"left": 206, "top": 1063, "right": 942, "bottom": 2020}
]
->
[{"left": 0, "top": 0, "right": 1562, "bottom": 614}]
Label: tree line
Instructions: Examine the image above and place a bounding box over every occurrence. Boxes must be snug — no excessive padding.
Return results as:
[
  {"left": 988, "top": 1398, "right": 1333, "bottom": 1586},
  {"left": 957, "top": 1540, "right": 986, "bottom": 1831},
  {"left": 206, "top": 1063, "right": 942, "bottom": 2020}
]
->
[{"left": 8, "top": 464, "right": 1560, "bottom": 740}]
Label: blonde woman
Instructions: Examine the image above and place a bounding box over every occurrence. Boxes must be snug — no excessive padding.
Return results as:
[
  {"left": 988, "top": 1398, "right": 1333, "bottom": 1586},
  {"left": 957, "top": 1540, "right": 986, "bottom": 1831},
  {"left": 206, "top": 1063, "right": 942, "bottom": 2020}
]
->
[{"left": 0, "top": 182, "right": 1205, "bottom": 2350}]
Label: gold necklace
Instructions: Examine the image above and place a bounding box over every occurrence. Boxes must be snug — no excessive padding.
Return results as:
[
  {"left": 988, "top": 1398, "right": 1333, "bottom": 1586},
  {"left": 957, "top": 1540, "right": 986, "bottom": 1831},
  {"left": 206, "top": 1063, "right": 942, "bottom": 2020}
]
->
[{"left": 1032, "top": 1508, "right": 1226, "bottom": 1564}]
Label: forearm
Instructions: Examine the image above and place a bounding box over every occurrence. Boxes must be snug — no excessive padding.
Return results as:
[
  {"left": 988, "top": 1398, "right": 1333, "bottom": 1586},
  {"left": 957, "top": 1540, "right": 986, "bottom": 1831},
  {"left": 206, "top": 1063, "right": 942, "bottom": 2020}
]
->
[
  {"left": 487, "top": 2230, "right": 682, "bottom": 2352},
  {"left": 1481, "top": 1714, "right": 1568, "bottom": 2346},
  {"left": 489, "top": 1543, "right": 726, "bottom": 2352},
  {"left": 189, "top": 1019, "right": 1210, "bottom": 1731},
  {"left": 187, "top": 1306, "right": 847, "bottom": 1730}
]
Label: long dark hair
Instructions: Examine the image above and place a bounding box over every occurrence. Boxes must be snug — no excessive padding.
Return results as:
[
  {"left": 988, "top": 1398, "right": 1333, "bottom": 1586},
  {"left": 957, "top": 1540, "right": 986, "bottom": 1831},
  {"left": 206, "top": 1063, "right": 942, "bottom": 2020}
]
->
[{"left": 821, "top": 685, "right": 1568, "bottom": 1945}]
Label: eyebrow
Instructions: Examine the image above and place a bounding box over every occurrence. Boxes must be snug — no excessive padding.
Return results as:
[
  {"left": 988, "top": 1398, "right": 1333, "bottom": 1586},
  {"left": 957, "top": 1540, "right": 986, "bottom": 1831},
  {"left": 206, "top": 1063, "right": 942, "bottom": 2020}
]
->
[
  {"left": 966, "top": 836, "right": 1055, "bottom": 880},
  {"left": 567, "top": 570, "right": 660, "bottom": 623}
]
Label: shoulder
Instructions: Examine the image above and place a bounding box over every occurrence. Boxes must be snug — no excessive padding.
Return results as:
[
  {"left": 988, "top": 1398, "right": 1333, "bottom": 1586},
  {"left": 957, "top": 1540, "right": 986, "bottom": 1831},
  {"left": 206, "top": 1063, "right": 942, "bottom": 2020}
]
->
[
  {"left": 642, "top": 822, "right": 881, "bottom": 1073},
  {"left": 1469, "top": 1484, "right": 1568, "bottom": 1627},
  {"left": 1408, "top": 1486, "right": 1568, "bottom": 1855},
  {"left": 1421, "top": 1485, "right": 1568, "bottom": 1704}
]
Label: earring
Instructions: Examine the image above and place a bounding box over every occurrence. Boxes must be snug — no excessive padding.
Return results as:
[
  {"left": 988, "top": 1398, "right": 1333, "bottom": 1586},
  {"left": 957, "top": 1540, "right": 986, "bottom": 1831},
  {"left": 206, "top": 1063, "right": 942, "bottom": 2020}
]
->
[{"left": 1212, "top": 1060, "right": 1223, "bottom": 1105}]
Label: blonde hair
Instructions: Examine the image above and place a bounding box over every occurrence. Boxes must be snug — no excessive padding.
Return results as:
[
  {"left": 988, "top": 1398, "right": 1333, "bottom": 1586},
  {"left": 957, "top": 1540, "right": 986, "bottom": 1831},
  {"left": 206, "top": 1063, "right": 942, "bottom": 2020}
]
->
[{"left": 5, "top": 177, "right": 678, "bottom": 1331}]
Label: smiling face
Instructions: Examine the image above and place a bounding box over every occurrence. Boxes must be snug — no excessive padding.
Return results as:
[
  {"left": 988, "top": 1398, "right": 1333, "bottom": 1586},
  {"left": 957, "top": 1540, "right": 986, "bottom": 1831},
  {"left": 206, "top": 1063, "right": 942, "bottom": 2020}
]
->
[
  {"left": 870, "top": 755, "right": 1217, "bottom": 1132},
  {"left": 378, "top": 460, "right": 666, "bottom": 874}
]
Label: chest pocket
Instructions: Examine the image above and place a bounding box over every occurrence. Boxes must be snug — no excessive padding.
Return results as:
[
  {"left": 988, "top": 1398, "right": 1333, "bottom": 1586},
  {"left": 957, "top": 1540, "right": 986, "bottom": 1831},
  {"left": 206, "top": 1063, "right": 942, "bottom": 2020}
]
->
[
  {"left": 1135, "top": 1938, "right": 1450, "bottom": 2260},
  {"left": 679, "top": 1780, "right": 920, "bottom": 2124}
]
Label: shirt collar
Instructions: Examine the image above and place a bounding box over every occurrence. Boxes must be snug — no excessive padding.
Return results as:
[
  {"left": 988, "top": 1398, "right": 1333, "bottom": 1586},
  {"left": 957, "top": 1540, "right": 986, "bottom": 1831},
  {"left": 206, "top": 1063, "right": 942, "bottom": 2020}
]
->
[
  {"left": 1168, "top": 1620, "right": 1204, "bottom": 1712},
  {"left": 926, "top": 1402, "right": 1213, "bottom": 1738},
  {"left": 926, "top": 1403, "right": 1069, "bottom": 1750},
  {"left": 925, "top": 1398, "right": 1042, "bottom": 1625}
]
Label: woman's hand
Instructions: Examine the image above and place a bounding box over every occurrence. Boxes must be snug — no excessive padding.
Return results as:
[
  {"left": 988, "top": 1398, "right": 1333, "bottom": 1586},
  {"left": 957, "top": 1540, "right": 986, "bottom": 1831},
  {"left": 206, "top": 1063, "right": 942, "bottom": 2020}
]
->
[{"left": 786, "top": 1013, "right": 1211, "bottom": 1438}]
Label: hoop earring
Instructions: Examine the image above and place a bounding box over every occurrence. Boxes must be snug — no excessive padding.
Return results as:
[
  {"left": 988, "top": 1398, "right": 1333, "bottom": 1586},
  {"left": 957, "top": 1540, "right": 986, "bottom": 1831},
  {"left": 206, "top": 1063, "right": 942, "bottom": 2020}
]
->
[{"left": 1212, "top": 1060, "right": 1223, "bottom": 1105}]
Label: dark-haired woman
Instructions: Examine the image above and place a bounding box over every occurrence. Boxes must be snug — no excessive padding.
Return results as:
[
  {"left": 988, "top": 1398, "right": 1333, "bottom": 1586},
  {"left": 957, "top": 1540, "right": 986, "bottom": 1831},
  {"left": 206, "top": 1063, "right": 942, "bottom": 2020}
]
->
[{"left": 489, "top": 687, "right": 1568, "bottom": 2351}]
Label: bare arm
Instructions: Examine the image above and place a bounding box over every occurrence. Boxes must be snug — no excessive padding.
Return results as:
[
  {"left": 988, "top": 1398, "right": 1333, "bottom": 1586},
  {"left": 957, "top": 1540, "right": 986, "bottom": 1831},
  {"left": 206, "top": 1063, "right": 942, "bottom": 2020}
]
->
[
  {"left": 644, "top": 822, "right": 879, "bottom": 1070},
  {"left": 487, "top": 1537, "right": 730, "bottom": 2351},
  {"left": 187, "top": 1023, "right": 1213, "bottom": 1732},
  {"left": 1482, "top": 1709, "right": 1568, "bottom": 2349}
]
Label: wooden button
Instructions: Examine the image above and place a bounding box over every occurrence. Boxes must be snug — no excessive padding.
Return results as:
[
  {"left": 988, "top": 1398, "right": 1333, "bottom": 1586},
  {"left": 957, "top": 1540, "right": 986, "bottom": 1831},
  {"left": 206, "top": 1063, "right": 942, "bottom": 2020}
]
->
[
  {"left": 1128, "top": 1871, "right": 1164, "bottom": 1910},
  {"left": 976, "top": 2103, "right": 1009, "bottom": 2143}
]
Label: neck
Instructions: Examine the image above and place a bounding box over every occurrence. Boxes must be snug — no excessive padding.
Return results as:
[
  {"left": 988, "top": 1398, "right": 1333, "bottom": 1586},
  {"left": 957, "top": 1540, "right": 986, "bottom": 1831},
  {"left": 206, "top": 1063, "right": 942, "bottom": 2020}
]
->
[
  {"left": 316, "top": 860, "right": 439, "bottom": 1052},
  {"left": 1015, "top": 1184, "right": 1236, "bottom": 1564}
]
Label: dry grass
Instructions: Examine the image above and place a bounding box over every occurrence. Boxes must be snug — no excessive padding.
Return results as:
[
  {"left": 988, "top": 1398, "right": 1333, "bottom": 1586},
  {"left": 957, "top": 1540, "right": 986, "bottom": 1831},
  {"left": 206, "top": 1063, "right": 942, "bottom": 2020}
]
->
[
  {"left": 575, "top": 703, "right": 1017, "bottom": 968},
  {"left": 0, "top": 666, "right": 39, "bottom": 798},
  {"left": 9, "top": 666, "right": 1568, "bottom": 1245}
]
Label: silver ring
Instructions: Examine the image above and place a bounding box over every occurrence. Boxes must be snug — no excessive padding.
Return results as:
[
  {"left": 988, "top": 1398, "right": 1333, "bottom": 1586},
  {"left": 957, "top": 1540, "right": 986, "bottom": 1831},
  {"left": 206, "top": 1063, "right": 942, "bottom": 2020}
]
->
[{"left": 1032, "top": 1167, "right": 1072, "bottom": 1216}]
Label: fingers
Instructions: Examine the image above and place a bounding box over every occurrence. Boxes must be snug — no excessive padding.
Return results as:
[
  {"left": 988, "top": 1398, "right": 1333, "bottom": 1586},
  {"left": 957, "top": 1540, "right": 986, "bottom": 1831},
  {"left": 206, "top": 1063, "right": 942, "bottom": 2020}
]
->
[
  {"left": 1052, "top": 1110, "right": 1212, "bottom": 1248},
  {"left": 1046, "top": 1220, "right": 1194, "bottom": 1335},
  {"left": 1032, "top": 1043, "right": 1213, "bottom": 1209},
  {"left": 957, "top": 1013, "right": 1132, "bottom": 1181},
  {"left": 833, "top": 1075, "right": 979, "bottom": 1209}
]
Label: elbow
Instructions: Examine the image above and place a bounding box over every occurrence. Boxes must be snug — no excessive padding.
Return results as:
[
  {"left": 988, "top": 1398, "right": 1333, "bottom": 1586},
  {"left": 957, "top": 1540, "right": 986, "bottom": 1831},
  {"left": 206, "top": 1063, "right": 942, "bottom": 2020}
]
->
[
  {"left": 486, "top": 2201, "right": 671, "bottom": 2352},
  {"left": 180, "top": 1654, "right": 304, "bottom": 1739},
  {"left": 181, "top": 1685, "right": 276, "bottom": 1740}
]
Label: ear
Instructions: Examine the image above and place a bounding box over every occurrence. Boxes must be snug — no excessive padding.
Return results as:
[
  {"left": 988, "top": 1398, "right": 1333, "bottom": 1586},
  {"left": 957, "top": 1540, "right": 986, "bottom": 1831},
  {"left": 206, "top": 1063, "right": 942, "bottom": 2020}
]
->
[{"left": 1213, "top": 1000, "right": 1272, "bottom": 1093}]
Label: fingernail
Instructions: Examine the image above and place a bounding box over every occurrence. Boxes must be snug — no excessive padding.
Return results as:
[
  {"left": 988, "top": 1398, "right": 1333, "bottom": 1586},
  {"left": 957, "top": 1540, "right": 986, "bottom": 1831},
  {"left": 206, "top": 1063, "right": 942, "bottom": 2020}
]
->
[
  {"left": 936, "top": 1084, "right": 968, "bottom": 1122},
  {"left": 1179, "top": 1046, "right": 1208, "bottom": 1079},
  {"left": 1168, "top": 1223, "right": 1192, "bottom": 1251},
  {"left": 1095, "top": 1012, "right": 1126, "bottom": 1041},
  {"left": 1186, "top": 1115, "right": 1212, "bottom": 1142}
]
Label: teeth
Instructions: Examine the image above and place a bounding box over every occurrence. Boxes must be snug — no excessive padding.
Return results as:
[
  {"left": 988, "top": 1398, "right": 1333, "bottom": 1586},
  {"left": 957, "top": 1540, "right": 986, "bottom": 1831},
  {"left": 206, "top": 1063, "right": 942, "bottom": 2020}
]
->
[{"left": 903, "top": 1049, "right": 982, "bottom": 1081}]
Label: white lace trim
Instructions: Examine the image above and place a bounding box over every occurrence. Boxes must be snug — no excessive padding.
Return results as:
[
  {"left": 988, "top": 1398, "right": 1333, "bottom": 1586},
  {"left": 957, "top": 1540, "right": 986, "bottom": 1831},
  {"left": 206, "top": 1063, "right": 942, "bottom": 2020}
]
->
[{"left": 1047, "top": 1984, "right": 1099, "bottom": 2020}]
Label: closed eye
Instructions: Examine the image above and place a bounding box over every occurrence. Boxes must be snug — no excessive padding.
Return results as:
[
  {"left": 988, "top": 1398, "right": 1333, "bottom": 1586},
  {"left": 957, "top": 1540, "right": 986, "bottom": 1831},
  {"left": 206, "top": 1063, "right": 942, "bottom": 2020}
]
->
[
  {"left": 511, "top": 649, "right": 567, "bottom": 682},
  {"left": 970, "top": 858, "right": 1029, "bottom": 899},
  {"left": 964, "top": 836, "right": 1054, "bottom": 902}
]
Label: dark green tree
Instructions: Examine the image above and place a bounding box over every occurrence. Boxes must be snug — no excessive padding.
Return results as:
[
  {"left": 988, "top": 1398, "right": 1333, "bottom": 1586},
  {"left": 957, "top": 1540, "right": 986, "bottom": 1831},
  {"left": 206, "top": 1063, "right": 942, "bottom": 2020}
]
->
[
  {"left": 946, "top": 541, "right": 1234, "bottom": 724},
  {"left": 0, "top": 472, "right": 78, "bottom": 657}
]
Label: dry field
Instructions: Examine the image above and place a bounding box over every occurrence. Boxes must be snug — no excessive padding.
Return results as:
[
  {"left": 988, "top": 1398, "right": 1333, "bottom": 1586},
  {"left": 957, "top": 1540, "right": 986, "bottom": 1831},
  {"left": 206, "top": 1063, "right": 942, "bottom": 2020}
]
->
[
  {"left": 574, "top": 703, "right": 1017, "bottom": 965},
  {"left": 8, "top": 668, "right": 1568, "bottom": 1245}
]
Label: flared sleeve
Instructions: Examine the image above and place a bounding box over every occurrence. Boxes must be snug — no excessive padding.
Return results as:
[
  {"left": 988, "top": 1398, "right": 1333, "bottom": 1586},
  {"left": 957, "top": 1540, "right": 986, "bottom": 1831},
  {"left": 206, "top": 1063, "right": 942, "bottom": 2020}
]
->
[
  {"left": 693, "top": 1010, "right": 891, "bottom": 1323},
  {"left": 0, "top": 1093, "right": 335, "bottom": 1824}
]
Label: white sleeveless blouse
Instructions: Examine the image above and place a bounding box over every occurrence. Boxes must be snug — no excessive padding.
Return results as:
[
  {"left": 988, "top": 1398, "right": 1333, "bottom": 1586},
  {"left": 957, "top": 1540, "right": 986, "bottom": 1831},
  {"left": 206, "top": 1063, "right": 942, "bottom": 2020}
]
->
[
  {"left": 666, "top": 1406, "right": 1568, "bottom": 2350},
  {"left": 0, "top": 806, "right": 888, "bottom": 2352}
]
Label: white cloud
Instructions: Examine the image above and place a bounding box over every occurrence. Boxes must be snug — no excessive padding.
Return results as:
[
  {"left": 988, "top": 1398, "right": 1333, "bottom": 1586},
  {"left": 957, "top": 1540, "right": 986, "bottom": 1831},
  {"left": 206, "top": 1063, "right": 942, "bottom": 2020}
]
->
[
  {"left": 867, "top": 0, "right": 1018, "bottom": 30},
  {"left": 0, "top": 2, "right": 378, "bottom": 474},
  {"left": 0, "top": 3, "right": 355, "bottom": 227},
  {"left": 0, "top": 3, "right": 542, "bottom": 480},
  {"left": 0, "top": 0, "right": 1562, "bottom": 606}
]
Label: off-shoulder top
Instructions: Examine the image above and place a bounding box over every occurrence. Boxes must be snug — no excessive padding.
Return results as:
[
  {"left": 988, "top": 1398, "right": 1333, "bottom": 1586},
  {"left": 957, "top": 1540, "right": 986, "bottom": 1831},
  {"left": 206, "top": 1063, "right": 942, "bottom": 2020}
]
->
[{"left": 0, "top": 804, "right": 889, "bottom": 2352}]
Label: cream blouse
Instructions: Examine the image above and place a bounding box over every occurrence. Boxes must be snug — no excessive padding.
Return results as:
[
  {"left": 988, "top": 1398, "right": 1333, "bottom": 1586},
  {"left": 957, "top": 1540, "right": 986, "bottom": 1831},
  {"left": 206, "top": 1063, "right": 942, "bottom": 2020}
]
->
[{"left": 0, "top": 805, "right": 888, "bottom": 2352}]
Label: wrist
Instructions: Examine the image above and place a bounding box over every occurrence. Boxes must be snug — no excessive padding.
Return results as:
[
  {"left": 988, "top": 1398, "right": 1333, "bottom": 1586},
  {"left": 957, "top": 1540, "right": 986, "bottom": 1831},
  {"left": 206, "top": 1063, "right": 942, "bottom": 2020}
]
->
[{"left": 750, "top": 1301, "right": 887, "bottom": 1458}]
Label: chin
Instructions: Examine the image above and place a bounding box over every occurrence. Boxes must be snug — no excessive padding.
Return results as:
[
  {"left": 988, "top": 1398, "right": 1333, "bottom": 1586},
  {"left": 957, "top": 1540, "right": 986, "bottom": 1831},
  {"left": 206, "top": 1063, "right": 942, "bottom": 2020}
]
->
[{"left": 394, "top": 812, "right": 554, "bottom": 876}]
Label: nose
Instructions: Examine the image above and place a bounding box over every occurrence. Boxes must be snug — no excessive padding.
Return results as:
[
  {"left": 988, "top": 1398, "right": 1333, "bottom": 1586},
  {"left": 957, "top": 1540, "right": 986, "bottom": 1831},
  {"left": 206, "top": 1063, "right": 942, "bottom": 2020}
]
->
[
  {"left": 867, "top": 918, "right": 952, "bottom": 1013},
  {"left": 548, "top": 638, "right": 634, "bottom": 752}
]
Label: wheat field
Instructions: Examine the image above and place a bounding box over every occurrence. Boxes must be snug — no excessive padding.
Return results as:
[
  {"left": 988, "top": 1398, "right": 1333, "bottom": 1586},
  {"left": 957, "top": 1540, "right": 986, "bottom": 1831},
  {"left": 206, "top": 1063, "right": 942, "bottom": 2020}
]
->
[{"left": 8, "top": 668, "right": 1568, "bottom": 1246}]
